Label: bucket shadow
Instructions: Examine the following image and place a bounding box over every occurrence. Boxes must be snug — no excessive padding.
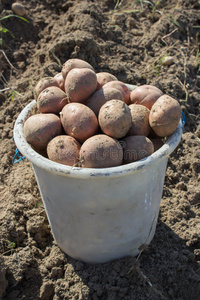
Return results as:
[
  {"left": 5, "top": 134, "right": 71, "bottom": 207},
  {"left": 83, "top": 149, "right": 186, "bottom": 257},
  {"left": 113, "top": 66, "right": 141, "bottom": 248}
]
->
[
  {"left": 67, "top": 221, "right": 200, "bottom": 300},
  {"left": 3, "top": 259, "right": 43, "bottom": 300}
]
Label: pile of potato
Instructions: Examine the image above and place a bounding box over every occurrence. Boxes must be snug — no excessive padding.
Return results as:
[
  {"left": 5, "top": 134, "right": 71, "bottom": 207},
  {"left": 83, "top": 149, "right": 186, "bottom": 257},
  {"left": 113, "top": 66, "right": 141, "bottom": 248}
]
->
[{"left": 23, "top": 58, "right": 182, "bottom": 168}]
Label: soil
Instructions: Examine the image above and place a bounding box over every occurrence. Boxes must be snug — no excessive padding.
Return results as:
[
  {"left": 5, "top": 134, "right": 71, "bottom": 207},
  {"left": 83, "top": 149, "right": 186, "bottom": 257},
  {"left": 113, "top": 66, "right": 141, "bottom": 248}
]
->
[{"left": 0, "top": 0, "right": 200, "bottom": 299}]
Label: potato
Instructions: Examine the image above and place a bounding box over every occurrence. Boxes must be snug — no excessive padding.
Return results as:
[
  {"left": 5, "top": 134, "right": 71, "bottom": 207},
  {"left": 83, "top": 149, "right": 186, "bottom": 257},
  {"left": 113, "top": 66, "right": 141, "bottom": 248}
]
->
[
  {"left": 11, "top": 2, "right": 26, "bottom": 16},
  {"left": 86, "top": 87, "right": 124, "bottom": 116},
  {"left": 33, "top": 147, "right": 48, "bottom": 158},
  {"left": 96, "top": 72, "right": 118, "bottom": 90},
  {"left": 47, "top": 135, "right": 81, "bottom": 166},
  {"left": 149, "top": 94, "right": 182, "bottom": 137},
  {"left": 60, "top": 103, "right": 99, "bottom": 142},
  {"left": 62, "top": 58, "right": 94, "bottom": 80},
  {"left": 128, "top": 104, "right": 151, "bottom": 136},
  {"left": 54, "top": 72, "right": 65, "bottom": 91},
  {"left": 79, "top": 134, "right": 123, "bottom": 168},
  {"left": 37, "top": 86, "right": 69, "bottom": 114},
  {"left": 64, "top": 68, "right": 97, "bottom": 103},
  {"left": 150, "top": 138, "right": 164, "bottom": 152},
  {"left": 98, "top": 100, "right": 132, "bottom": 139},
  {"left": 34, "top": 77, "right": 59, "bottom": 100},
  {"left": 148, "top": 127, "right": 162, "bottom": 139},
  {"left": 103, "top": 81, "right": 130, "bottom": 104},
  {"left": 122, "top": 136, "right": 154, "bottom": 164},
  {"left": 130, "top": 85, "right": 163, "bottom": 109},
  {"left": 23, "top": 113, "right": 62, "bottom": 150}
]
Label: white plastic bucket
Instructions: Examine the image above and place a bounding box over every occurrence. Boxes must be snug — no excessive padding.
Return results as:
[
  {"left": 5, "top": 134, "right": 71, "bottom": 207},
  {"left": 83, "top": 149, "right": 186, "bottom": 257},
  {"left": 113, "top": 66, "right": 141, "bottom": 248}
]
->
[{"left": 13, "top": 96, "right": 182, "bottom": 264}]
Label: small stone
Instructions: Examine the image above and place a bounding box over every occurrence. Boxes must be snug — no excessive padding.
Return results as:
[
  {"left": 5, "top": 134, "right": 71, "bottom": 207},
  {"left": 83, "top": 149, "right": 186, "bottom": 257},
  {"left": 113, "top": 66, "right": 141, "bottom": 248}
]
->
[
  {"left": 162, "top": 56, "right": 174, "bottom": 66},
  {"left": 131, "top": 29, "right": 143, "bottom": 36},
  {"left": 175, "top": 181, "right": 187, "bottom": 191},
  {"left": 11, "top": 2, "right": 26, "bottom": 17}
]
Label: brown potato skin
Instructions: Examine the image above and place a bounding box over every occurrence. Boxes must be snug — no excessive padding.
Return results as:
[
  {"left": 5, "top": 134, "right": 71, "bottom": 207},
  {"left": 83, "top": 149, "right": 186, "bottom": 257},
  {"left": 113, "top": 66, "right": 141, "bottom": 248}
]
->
[
  {"left": 54, "top": 72, "right": 65, "bottom": 91},
  {"left": 86, "top": 87, "right": 124, "bottom": 116},
  {"left": 128, "top": 104, "right": 151, "bottom": 136},
  {"left": 103, "top": 81, "right": 130, "bottom": 104},
  {"left": 149, "top": 94, "right": 182, "bottom": 137},
  {"left": 96, "top": 72, "right": 118, "bottom": 90},
  {"left": 23, "top": 113, "right": 62, "bottom": 150},
  {"left": 47, "top": 135, "right": 81, "bottom": 166},
  {"left": 34, "top": 77, "right": 59, "bottom": 100},
  {"left": 98, "top": 100, "right": 132, "bottom": 139},
  {"left": 79, "top": 134, "right": 123, "bottom": 168},
  {"left": 130, "top": 85, "right": 163, "bottom": 109},
  {"left": 64, "top": 68, "right": 97, "bottom": 103},
  {"left": 60, "top": 103, "right": 99, "bottom": 142},
  {"left": 122, "top": 136, "right": 154, "bottom": 164},
  {"left": 37, "top": 86, "right": 69, "bottom": 114},
  {"left": 62, "top": 59, "right": 94, "bottom": 80}
]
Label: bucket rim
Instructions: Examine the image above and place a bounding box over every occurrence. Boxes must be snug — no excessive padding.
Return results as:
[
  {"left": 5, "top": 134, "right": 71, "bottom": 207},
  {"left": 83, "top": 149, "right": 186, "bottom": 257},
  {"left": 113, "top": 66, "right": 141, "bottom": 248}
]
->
[{"left": 13, "top": 97, "right": 182, "bottom": 179}]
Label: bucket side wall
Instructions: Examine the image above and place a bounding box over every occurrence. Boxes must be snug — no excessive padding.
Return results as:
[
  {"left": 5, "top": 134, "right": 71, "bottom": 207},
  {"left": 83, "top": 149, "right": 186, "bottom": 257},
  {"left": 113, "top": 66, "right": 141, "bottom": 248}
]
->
[{"left": 32, "top": 157, "right": 168, "bottom": 263}]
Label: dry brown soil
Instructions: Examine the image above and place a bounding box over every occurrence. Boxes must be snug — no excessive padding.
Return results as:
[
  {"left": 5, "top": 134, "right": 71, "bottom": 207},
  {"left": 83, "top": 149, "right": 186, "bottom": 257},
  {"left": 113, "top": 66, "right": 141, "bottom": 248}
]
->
[{"left": 0, "top": 0, "right": 200, "bottom": 299}]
